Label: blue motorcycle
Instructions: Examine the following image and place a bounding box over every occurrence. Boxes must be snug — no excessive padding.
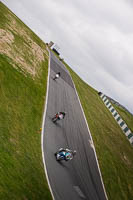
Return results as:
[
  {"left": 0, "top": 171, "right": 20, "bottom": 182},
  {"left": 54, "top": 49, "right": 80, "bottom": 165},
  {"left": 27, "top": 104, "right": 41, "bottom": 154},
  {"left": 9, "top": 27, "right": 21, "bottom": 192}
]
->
[{"left": 55, "top": 148, "right": 76, "bottom": 161}]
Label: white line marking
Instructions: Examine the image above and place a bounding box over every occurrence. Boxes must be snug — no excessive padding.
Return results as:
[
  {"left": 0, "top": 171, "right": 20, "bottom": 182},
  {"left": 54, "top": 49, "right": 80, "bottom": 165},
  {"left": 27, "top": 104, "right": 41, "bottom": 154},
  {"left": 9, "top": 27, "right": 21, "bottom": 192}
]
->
[
  {"left": 89, "top": 139, "right": 94, "bottom": 149},
  {"left": 41, "top": 49, "right": 55, "bottom": 200}
]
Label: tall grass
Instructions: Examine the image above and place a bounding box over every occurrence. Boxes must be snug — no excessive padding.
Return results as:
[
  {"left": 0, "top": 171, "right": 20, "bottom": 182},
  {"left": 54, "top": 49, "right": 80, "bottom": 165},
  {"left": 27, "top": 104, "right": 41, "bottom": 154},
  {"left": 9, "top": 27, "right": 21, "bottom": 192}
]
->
[{"left": 0, "top": 54, "right": 52, "bottom": 200}]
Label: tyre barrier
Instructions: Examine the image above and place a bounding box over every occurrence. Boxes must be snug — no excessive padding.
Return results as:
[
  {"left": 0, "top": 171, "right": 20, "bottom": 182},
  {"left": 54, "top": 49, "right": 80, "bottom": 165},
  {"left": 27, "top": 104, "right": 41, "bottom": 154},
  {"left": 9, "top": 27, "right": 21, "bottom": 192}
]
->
[{"left": 98, "top": 92, "right": 133, "bottom": 146}]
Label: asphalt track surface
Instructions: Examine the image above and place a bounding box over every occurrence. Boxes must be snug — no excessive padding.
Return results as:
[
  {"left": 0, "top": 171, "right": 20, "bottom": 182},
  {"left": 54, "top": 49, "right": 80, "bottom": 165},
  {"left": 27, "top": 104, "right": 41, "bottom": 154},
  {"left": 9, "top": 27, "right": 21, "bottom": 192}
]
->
[{"left": 43, "top": 52, "right": 107, "bottom": 200}]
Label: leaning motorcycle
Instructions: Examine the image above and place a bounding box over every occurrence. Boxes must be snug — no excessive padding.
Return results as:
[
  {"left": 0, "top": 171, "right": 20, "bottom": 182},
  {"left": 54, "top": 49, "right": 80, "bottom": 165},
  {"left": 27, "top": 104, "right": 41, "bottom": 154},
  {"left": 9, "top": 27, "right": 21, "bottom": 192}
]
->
[{"left": 55, "top": 148, "right": 73, "bottom": 161}]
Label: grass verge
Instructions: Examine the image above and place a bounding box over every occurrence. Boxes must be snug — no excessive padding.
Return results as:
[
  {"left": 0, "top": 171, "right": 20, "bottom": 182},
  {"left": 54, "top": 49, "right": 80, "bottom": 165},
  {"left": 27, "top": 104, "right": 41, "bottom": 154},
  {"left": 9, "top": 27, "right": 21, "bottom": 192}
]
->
[
  {"left": 0, "top": 54, "right": 52, "bottom": 200},
  {"left": 0, "top": 2, "right": 52, "bottom": 199}
]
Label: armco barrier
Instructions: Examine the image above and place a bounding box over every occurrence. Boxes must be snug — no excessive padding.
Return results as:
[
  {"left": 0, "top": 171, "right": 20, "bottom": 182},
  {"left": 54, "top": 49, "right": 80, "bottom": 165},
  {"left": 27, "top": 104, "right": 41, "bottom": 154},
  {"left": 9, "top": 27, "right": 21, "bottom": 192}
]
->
[{"left": 98, "top": 92, "right": 133, "bottom": 146}]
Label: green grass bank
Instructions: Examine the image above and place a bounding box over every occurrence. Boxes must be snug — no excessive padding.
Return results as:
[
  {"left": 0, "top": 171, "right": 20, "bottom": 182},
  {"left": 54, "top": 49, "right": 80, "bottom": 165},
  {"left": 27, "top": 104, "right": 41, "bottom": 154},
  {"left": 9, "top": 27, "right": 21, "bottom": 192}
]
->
[{"left": 0, "top": 2, "right": 52, "bottom": 200}]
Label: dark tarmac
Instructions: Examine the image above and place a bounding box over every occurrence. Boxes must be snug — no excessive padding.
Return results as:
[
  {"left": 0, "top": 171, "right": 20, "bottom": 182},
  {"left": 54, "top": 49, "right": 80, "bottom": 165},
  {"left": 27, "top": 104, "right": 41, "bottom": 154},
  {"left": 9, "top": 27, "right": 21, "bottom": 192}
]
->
[{"left": 43, "top": 52, "right": 107, "bottom": 200}]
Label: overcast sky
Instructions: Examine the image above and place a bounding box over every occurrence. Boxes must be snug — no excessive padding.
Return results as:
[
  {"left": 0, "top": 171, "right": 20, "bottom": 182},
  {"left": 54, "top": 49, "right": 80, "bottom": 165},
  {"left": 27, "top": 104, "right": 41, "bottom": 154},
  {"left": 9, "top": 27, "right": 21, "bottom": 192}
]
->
[{"left": 2, "top": 0, "right": 133, "bottom": 113}]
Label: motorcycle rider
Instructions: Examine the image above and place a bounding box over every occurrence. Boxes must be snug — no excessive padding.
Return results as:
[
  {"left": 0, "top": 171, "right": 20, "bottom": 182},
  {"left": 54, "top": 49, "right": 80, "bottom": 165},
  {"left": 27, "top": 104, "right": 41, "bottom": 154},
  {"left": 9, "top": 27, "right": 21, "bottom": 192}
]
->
[
  {"left": 52, "top": 112, "right": 66, "bottom": 122},
  {"left": 55, "top": 148, "right": 76, "bottom": 161},
  {"left": 53, "top": 72, "right": 61, "bottom": 80}
]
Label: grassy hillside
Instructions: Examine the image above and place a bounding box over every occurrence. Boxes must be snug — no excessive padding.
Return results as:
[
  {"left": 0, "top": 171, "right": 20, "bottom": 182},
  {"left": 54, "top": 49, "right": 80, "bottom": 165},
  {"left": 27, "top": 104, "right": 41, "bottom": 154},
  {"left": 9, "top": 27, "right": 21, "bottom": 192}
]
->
[
  {"left": 64, "top": 63, "right": 133, "bottom": 200},
  {"left": 0, "top": 2, "right": 52, "bottom": 200}
]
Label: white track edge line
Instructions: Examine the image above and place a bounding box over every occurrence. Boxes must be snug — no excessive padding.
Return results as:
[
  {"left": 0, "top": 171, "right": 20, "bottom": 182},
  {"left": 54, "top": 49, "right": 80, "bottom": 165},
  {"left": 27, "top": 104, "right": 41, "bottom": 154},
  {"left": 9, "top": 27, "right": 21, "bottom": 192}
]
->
[
  {"left": 65, "top": 67, "right": 108, "bottom": 200},
  {"left": 41, "top": 50, "right": 55, "bottom": 200}
]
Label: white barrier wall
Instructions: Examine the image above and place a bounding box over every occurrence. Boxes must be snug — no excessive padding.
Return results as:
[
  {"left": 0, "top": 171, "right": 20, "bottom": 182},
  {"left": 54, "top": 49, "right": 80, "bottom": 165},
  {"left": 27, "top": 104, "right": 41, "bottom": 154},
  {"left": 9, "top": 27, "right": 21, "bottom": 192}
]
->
[{"left": 99, "top": 93, "right": 133, "bottom": 146}]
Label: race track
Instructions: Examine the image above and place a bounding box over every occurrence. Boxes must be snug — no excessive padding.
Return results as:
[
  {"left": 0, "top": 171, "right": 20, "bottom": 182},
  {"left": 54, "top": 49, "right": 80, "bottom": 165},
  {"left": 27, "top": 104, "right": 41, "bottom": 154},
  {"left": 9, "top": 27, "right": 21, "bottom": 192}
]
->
[{"left": 42, "top": 51, "right": 107, "bottom": 200}]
